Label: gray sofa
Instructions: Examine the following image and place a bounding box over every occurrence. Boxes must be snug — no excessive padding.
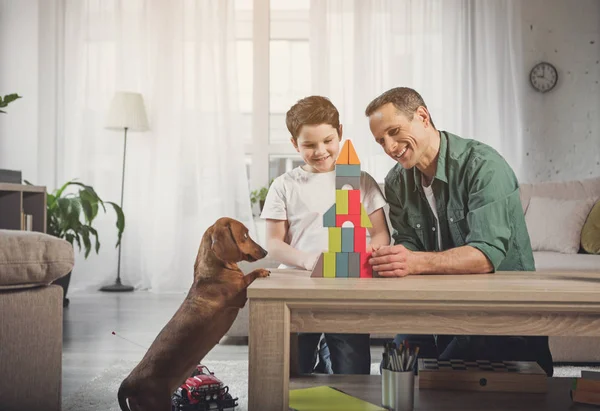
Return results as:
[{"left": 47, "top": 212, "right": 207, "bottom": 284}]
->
[
  {"left": 228, "top": 177, "right": 600, "bottom": 363},
  {"left": 0, "top": 230, "right": 74, "bottom": 411}
]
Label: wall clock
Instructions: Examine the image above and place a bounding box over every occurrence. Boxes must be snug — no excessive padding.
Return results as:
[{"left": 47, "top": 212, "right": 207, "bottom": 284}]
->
[{"left": 529, "top": 62, "right": 558, "bottom": 93}]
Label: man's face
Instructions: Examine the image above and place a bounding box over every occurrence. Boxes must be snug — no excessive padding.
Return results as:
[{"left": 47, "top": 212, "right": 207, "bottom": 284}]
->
[
  {"left": 291, "top": 124, "right": 342, "bottom": 173},
  {"left": 368, "top": 102, "right": 430, "bottom": 170}
]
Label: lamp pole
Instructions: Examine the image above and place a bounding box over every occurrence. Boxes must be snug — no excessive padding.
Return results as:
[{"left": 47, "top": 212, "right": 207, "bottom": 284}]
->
[{"left": 100, "top": 126, "right": 134, "bottom": 292}]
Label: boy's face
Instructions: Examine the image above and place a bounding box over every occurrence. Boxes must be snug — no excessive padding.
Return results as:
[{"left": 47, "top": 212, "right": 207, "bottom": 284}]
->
[{"left": 291, "top": 124, "right": 342, "bottom": 173}]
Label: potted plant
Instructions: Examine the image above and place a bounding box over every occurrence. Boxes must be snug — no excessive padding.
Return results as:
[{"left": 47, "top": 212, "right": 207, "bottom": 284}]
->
[
  {"left": 250, "top": 179, "right": 274, "bottom": 214},
  {"left": 26, "top": 180, "right": 125, "bottom": 306},
  {"left": 0, "top": 93, "right": 22, "bottom": 113}
]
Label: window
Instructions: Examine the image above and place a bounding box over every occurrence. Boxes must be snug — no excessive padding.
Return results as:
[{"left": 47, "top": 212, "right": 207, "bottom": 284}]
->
[{"left": 237, "top": 0, "right": 309, "bottom": 192}]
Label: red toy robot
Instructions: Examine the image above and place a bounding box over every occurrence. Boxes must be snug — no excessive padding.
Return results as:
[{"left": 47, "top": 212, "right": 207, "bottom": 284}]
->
[{"left": 171, "top": 364, "right": 237, "bottom": 411}]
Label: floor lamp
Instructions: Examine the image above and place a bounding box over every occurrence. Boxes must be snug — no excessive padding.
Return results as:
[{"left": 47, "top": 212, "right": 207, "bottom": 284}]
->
[{"left": 101, "top": 91, "right": 149, "bottom": 292}]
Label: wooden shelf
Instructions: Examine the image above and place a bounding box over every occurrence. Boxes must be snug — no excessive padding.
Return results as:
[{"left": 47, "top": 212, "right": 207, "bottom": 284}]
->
[
  {"left": 0, "top": 182, "right": 46, "bottom": 193},
  {"left": 290, "top": 375, "right": 577, "bottom": 411},
  {"left": 0, "top": 184, "right": 47, "bottom": 233}
]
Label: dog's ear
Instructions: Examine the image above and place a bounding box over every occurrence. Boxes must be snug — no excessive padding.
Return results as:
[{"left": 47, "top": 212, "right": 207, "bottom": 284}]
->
[{"left": 210, "top": 222, "right": 242, "bottom": 262}]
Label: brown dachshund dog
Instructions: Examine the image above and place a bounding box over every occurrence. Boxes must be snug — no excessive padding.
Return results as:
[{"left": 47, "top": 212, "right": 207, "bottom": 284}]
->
[{"left": 118, "top": 217, "right": 270, "bottom": 411}]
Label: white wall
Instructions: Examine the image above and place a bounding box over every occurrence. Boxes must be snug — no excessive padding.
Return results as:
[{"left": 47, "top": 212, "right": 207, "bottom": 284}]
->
[
  {"left": 0, "top": 0, "right": 40, "bottom": 183},
  {"left": 521, "top": 0, "right": 600, "bottom": 183}
]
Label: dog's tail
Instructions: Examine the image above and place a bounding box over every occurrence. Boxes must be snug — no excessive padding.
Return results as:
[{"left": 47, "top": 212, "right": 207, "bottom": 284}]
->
[{"left": 117, "top": 379, "right": 132, "bottom": 411}]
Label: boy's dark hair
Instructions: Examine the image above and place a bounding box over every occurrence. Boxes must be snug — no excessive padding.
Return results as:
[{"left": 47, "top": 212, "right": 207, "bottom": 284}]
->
[
  {"left": 286, "top": 96, "right": 340, "bottom": 140},
  {"left": 364, "top": 87, "right": 436, "bottom": 129}
]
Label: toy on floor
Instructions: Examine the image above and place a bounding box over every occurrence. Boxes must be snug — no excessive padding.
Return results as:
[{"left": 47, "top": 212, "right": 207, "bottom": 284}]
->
[
  {"left": 311, "top": 139, "right": 377, "bottom": 279},
  {"left": 171, "top": 364, "right": 238, "bottom": 411}
]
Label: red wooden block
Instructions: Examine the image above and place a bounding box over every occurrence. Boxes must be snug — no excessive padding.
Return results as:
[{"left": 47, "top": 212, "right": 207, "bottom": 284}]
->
[
  {"left": 354, "top": 226, "right": 366, "bottom": 253},
  {"left": 360, "top": 252, "right": 373, "bottom": 278},
  {"left": 336, "top": 214, "right": 361, "bottom": 227},
  {"left": 348, "top": 190, "right": 360, "bottom": 215}
]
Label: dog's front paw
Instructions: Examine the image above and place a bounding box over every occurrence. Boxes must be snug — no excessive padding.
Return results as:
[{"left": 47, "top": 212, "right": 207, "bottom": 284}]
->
[{"left": 257, "top": 269, "right": 270, "bottom": 278}]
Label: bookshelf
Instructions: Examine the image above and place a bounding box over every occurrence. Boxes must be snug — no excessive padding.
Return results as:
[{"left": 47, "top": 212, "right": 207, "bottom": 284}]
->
[{"left": 0, "top": 183, "right": 47, "bottom": 233}]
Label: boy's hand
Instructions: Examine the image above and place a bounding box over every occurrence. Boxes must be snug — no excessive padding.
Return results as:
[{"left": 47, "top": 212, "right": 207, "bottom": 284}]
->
[
  {"left": 303, "top": 251, "right": 323, "bottom": 271},
  {"left": 369, "top": 244, "right": 417, "bottom": 277}
]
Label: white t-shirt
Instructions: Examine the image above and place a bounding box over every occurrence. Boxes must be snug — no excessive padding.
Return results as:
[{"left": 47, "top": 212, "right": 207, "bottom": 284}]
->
[
  {"left": 260, "top": 167, "right": 388, "bottom": 269},
  {"left": 422, "top": 180, "right": 442, "bottom": 251}
]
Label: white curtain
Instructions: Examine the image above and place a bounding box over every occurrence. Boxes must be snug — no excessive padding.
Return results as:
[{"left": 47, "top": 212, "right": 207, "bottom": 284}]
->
[
  {"left": 309, "top": 0, "right": 525, "bottom": 182},
  {"left": 61, "top": 0, "right": 254, "bottom": 293}
]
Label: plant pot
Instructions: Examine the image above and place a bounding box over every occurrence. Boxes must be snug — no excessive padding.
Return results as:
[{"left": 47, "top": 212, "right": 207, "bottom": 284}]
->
[{"left": 52, "top": 271, "right": 71, "bottom": 307}]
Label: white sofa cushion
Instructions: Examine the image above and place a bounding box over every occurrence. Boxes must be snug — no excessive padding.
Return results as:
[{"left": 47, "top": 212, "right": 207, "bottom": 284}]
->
[
  {"left": 525, "top": 196, "right": 597, "bottom": 254},
  {"left": 533, "top": 251, "right": 600, "bottom": 272}
]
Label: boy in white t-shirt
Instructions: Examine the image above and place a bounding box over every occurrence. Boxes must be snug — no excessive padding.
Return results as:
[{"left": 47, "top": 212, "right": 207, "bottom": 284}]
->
[{"left": 260, "top": 96, "right": 390, "bottom": 375}]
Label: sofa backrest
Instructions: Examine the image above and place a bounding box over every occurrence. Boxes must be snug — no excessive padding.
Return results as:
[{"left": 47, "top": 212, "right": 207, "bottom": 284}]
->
[
  {"left": 379, "top": 176, "right": 600, "bottom": 218},
  {"left": 519, "top": 176, "right": 600, "bottom": 215}
]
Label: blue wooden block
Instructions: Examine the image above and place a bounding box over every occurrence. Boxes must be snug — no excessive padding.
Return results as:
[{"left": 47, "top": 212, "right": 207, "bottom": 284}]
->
[
  {"left": 336, "top": 176, "right": 361, "bottom": 190},
  {"left": 342, "top": 227, "right": 354, "bottom": 252},
  {"left": 336, "top": 252, "right": 349, "bottom": 277},
  {"left": 348, "top": 253, "right": 360, "bottom": 277},
  {"left": 323, "top": 204, "right": 336, "bottom": 227},
  {"left": 335, "top": 165, "right": 361, "bottom": 177}
]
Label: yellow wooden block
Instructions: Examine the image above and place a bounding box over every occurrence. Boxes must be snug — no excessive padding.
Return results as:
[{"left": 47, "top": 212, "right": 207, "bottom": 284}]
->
[
  {"left": 336, "top": 190, "right": 348, "bottom": 214},
  {"left": 360, "top": 204, "right": 372, "bottom": 228},
  {"left": 323, "top": 252, "right": 336, "bottom": 278},
  {"left": 329, "top": 227, "right": 342, "bottom": 252}
]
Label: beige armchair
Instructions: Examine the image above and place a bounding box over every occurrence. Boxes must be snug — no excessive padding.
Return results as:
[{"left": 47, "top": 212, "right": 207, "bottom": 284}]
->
[{"left": 0, "top": 230, "right": 74, "bottom": 411}]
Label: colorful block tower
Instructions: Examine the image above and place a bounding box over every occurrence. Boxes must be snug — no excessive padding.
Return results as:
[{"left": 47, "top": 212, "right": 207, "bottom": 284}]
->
[{"left": 311, "top": 139, "right": 375, "bottom": 278}]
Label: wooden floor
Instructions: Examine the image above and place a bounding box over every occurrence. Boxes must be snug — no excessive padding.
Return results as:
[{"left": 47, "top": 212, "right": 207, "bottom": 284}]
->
[{"left": 62, "top": 291, "right": 383, "bottom": 400}]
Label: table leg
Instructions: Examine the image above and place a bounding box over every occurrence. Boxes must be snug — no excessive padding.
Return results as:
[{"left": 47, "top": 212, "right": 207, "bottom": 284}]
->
[
  {"left": 290, "top": 332, "right": 299, "bottom": 377},
  {"left": 248, "top": 300, "right": 290, "bottom": 410}
]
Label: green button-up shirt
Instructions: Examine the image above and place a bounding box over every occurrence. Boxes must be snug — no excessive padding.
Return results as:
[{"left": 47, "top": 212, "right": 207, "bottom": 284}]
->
[{"left": 384, "top": 131, "right": 535, "bottom": 272}]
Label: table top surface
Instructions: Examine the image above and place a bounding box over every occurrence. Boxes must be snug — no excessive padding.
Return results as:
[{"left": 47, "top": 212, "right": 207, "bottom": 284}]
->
[{"left": 247, "top": 269, "right": 600, "bottom": 304}]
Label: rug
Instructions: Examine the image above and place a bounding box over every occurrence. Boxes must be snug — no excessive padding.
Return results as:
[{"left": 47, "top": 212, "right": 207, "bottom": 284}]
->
[{"left": 63, "top": 361, "right": 598, "bottom": 411}]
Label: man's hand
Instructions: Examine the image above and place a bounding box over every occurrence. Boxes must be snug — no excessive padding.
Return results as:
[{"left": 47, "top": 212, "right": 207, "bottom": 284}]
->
[{"left": 369, "top": 244, "right": 418, "bottom": 277}]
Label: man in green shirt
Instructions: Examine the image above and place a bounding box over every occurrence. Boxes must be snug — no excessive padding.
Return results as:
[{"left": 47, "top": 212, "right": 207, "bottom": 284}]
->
[{"left": 366, "top": 87, "right": 553, "bottom": 376}]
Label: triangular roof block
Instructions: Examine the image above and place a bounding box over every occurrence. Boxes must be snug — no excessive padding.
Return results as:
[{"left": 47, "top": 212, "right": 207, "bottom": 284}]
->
[
  {"left": 323, "top": 204, "right": 336, "bottom": 227},
  {"left": 336, "top": 140, "right": 350, "bottom": 165},
  {"left": 347, "top": 140, "right": 361, "bottom": 165}
]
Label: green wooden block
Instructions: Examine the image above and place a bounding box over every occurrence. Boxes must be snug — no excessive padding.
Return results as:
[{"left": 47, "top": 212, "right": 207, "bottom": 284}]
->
[
  {"left": 336, "top": 190, "right": 348, "bottom": 214},
  {"left": 336, "top": 165, "right": 361, "bottom": 177},
  {"left": 323, "top": 204, "right": 336, "bottom": 227},
  {"left": 329, "top": 227, "right": 341, "bottom": 252},
  {"left": 348, "top": 252, "right": 360, "bottom": 277},
  {"left": 324, "top": 252, "right": 336, "bottom": 278},
  {"left": 342, "top": 227, "right": 354, "bottom": 252},
  {"left": 336, "top": 252, "right": 349, "bottom": 277}
]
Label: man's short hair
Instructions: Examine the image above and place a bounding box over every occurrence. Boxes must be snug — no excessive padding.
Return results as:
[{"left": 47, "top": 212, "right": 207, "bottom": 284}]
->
[
  {"left": 364, "top": 87, "right": 436, "bottom": 129},
  {"left": 286, "top": 96, "right": 340, "bottom": 140}
]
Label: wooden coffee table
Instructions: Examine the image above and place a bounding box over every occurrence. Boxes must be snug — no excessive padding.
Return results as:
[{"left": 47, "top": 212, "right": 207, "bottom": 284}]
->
[{"left": 247, "top": 270, "right": 600, "bottom": 410}]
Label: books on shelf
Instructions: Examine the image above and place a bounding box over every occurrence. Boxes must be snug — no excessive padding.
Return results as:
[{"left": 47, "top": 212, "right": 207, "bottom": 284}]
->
[{"left": 20, "top": 211, "right": 33, "bottom": 231}]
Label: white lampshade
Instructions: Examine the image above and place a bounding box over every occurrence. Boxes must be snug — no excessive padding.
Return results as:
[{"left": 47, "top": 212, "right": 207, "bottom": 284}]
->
[{"left": 105, "top": 91, "right": 150, "bottom": 131}]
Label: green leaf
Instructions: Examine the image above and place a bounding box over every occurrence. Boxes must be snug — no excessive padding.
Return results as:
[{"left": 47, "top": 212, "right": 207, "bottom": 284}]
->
[
  {"left": 38, "top": 178, "right": 125, "bottom": 259},
  {"left": 106, "top": 201, "right": 125, "bottom": 247},
  {"left": 0, "top": 94, "right": 22, "bottom": 110},
  {"left": 80, "top": 226, "right": 92, "bottom": 258},
  {"left": 87, "top": 226, "right": 101, "bottom": 254}
]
